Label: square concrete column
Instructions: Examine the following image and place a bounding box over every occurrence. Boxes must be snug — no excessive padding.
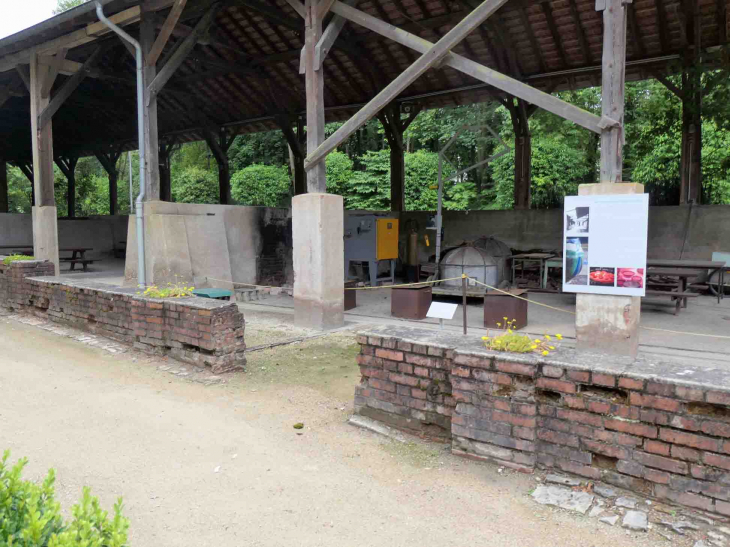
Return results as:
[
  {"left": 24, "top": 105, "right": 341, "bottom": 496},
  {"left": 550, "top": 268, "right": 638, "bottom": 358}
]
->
[
  {"left": 575, "top": 182, "right": 644, "bottom": 358},
  {"left": 32, "top": 206, "right": 59, "bottom": 275},
  {"left": 293, "top": 193, "right": 344, "bottom": 329}
]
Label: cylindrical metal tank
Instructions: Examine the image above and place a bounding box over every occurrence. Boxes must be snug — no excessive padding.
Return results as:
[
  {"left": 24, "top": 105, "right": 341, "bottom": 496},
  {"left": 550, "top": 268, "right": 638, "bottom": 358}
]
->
[
  {"left": 439, "top": 246, "right": 498, "bottom": 289},
  {"left": 473, "top": 236, "right": 512, "bottom": 284}
]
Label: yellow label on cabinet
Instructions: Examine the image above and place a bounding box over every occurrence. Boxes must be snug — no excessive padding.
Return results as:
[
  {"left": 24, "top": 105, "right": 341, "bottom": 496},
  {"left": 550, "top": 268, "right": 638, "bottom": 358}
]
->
[{"left": 376, "top": 218, "right": 399, "bottom": 260}]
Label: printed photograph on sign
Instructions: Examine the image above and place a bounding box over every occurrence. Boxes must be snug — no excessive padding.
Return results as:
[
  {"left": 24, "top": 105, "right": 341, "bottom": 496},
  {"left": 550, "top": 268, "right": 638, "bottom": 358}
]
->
[
  {"left": 617, "top": 268, "right": 644, "bottom": 289},
  {"left": 589, "top": 267, "right": 616, "bottom": 287},
  {"left": 565, "top": 237, "right": 588, "bottom": 286},
  {"left": 566, "top": 206, "right": 590, "bottom": 234}
]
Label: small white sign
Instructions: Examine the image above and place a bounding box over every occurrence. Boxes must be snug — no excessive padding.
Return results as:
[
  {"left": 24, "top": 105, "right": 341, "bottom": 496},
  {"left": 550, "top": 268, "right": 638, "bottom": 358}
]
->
[{"left": 427, "top": 301, "right": 458, "bottom": 320}]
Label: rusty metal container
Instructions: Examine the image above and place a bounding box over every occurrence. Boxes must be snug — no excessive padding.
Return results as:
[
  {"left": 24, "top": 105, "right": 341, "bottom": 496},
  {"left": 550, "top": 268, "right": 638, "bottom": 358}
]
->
[
  {"left": 484, "top": 289, "right": 528, "bottom": 329},
  {"left": 344, "top": 281, "right": 357, "bottom": 311},
  {"left": 391, "top": 285, "right": 432, "bottom": 320}
]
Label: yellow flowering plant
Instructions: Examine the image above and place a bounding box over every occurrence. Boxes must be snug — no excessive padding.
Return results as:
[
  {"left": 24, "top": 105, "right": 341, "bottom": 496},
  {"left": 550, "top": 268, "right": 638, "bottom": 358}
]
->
[
  {"left": 482, "top": 317, "right": 563, "bottom": 356},
  {"left": 140, "top": 281, "right": 195, "bottom": 299}
]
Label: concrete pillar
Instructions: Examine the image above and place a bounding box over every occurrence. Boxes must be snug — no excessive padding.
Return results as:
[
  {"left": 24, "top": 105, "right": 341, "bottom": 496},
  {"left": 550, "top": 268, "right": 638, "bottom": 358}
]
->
[
  {"left": 293, "top": 193, "right": 344, "bottom": 329},
  {"left": 575, "top": 183, "right": 644, "bottom": 357},
  {"left": 0, "top": 159, "right": 7, "bottom": 213},
  {"left": 29, "top": 50, "right": 59, "bottom": 274}
]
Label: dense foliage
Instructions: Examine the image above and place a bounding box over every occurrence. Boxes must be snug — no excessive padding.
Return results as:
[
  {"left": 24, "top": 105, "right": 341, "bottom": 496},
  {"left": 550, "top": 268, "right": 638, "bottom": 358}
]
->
[{"left": 0, "top": 450, "right": 129, "bottom": 547}]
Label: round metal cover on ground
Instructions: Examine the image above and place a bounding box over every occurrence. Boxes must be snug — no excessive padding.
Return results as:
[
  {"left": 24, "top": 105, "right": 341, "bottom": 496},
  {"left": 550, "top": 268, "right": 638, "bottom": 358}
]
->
[{"left": 439, "top": 246, "right": 498, "bottom": 288}]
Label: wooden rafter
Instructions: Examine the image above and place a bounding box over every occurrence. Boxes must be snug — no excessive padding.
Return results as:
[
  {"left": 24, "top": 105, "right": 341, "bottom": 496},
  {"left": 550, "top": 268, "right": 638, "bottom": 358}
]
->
[
  {"left": 567, "top": 0, "right": 592, "bottom": 64},
  {"left": 540, "top": 2, "right": 568, "bottom": 67},
  {"left": 147, "top": 0, "right": 189, "bottom": 66}
]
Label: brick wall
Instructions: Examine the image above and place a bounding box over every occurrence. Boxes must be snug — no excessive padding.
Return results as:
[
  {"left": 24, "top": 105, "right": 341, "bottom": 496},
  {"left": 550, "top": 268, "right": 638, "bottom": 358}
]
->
[
  {"left": 0, "top": 260, "right": 245, "bottom": 373},
  {"left": 355, "top": 326, "right": 730, "bottom": 516}
]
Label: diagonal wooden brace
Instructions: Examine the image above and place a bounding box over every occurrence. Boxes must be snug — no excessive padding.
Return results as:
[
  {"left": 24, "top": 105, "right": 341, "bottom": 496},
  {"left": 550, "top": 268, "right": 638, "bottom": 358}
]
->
[
  {"left": 330, "top": 0, "right": 604, "bottom": 135},
  {"left": 304, "top": 0, "right": 510, "bottom": 171}
]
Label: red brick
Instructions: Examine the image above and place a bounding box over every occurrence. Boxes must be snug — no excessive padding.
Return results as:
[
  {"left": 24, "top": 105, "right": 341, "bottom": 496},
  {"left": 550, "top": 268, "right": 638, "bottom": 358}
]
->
[
  {"left": 555, "top": 458, "right": 601, "bottom": 480},
  {"left": 618, "top": 377, "right": 644, "bottom": 390},
  {"left": 375, "top": 348, "right": 404, "bottom": 361},
  {"left": 492, "top": 411, "right": 536, "bottom": 428},
  {"left": 616, "top": 433, "right": 643, "bottom": 447},
  {"left": 586, "top": 401, "right": 611, "bottom": 414},
  {"left": 537, "top": 378, "right": 576, "bottom": 394},
  {"left": 397, "top": 363, "right": 414, "bottom": 374},
  {"left": 542, "top": 365, "right": 564, "bottom": 378},
  {"left": 640, "top": 409, "right": 670, "bottom": 425},
  {"left": 413, "top": 366, "right": 430, "bottom": 377},
  {"left": 406, "top": 353, "right": 439, "bottom": 367},
  {"left": 690, "top": 464, "right": 716, "bottom": 479},
  {"left": 537, "top": 429, "right": 580, "bottom": 448},
  {"left": 396, "top": 341, "right": 412, "bottom": 352},
  {"left": 644, "top": 440, "right": 671, "bottom": 456},
  {"left": 609, "top": 404, "right": 640, "bottom": 420},
  {"left": 675, "top": 386, "right": 705, "bottom": 401},
  {"left": 581, "top": 439, "right": 630, "bottom": 460},
  {"left": 452, "top": 366, "right": 471, "bottom": 378},
  {"left": 563, "top": 396, "right": 585, "bottom": 409},
  {"left": 567, "top": 370, "right": 590, "bottom": 383},
  {"left": 654, "top": 486, "right": 715, "bottom": 512},
  {"left": 645, "top": 468, "right": 671, "bottom": 484},
  {"left": 605, "top": 419, "right": 658, "bottom": 439},
  {"left": 411, "top": 388, "right": 427, "bottom": 400},
  {"left": 633, "top": 451, "right": 688, "bottom": 474},
  {"left": 427, "top": 346, "right": 444, "bottom": 357},
  {"left": 701, "top": 421, "right": 730, "bottom": 438},
  {"left": 718, "top": 500, "right": 730, "bottom": 517},
  {"left": 369, "top": 378, "right": 396, "bottom": 393},
  {"left": 592, "top": 373, "right": 616, "bottom": 387},
  {"left": 495, "top": 361, "right": 537, "bottom": 377},
  {"left": 704, "top": 452, "right": 730, "bottom": 470},
  {"left": 669, "top": 415, "right": 701, "bottom": 432},
  {"left": 513, "top": 403, "right": 537, "bottom": 416},
  {"left": 645, "top": 381, "right": 676, "bottom": 397},
  {"left": 630, "top": 393, "right": 682, "bottom": 412},
  {"left": 388, "top": 373, "right": 420, "bottom": 387},
  {"left": 725, "top": 440, "right": 730, "bottom": 454},
  {"left": 556, "top": 409, "right": 604, "bottom": 428},
  {"left": 513, "top": 426, "right": 536, "bottom": 440},
  {"left": 454, "top": 353, "right": 489, "bottom": 367},
  {"left": 659, "top": 429, "right": 720, "bottom": 452},
  {"left": 616, "top": 460, "right": 644, "bottom": 477},
  {"left": 707, "top": 391, "right": 730, "bottom": 405}
]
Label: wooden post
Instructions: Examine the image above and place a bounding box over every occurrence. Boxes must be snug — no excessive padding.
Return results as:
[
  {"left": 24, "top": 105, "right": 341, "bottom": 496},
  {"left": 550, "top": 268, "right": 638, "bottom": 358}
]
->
[
  {"left": 141, "top": 4, "right": 161, "bottom": 201},
  {"left": 56, "top": 156, "right": 79, "bottom": 218},
  {"left": 379, "top": 105, "right": 406, "bottom": 212},
  {"left": 295, "top": 117, "right": 306, "bottom": 195},
  {"left": 202, "top": 130, "right": 234, "bottom": 204},
  {"left": 598, "top": 0, "right": 628, "bottom": 183},
  {"left": 0, "top": 159, "right": 7, "bottom": 213},
  {"left": 506, "top": 98, "right": 532, "bottom": 209},
  {"left": 96, "top": 149, "right": 122, "bottom": 215},
  {"left": 158, "top": 143, "right": 172, "bottom": 202},
  {"left": 29, "top": 49, "right": 59, "bottom": 274},
  {"left": 679, "top": 0, "right": 702, "bottom": 204},
  {"left": 304, "top": 0, "right": 326, "bottom": 192}
]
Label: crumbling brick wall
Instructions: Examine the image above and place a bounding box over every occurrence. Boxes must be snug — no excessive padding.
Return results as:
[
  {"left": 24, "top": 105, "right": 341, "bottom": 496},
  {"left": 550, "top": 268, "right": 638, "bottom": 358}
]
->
[
  {"left": 355, "top": 326, "right": 730, "bottom": 516},
  {"left": 0, "top": 260, "right": 245, "bottom": 373}
]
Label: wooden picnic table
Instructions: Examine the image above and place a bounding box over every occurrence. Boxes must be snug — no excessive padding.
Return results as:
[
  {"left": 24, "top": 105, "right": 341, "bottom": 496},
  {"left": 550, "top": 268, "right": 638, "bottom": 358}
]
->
[
  {"left": 647, "top": 259, "right": 726, "bottom": 303},
  {"left": 0, "top": 246, "right": 96, "bottom": 272},
  {"left": 510, "top": 253, "right": 556, "bottom": 289}
]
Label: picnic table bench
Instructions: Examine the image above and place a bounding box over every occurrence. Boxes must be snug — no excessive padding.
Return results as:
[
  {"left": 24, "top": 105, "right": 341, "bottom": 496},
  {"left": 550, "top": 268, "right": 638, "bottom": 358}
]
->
[
  {"left": 646, "top": 259, "right": 726, "bottom": 304},
  {"left": 0, "top": 246, "right": 96, "bottom": 272}
]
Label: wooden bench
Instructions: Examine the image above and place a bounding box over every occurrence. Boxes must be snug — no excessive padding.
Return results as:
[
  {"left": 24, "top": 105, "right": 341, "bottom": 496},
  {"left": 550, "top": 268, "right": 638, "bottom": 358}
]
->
[
  {"left": 60, "top": 258, "right": 96, "bottom": 272},
  {"left": 643, "top": 289, "right": 699, "bottom": 315}
]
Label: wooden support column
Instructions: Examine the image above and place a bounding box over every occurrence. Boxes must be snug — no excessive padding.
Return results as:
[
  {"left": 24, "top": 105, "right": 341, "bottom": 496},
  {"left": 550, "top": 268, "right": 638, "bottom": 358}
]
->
[
  {"left": 505, "top": 98, "right": 532, "bottom": 210},
  {"left": 304, "top": 0, "right": 327, "bottom": 192},
  {"left": 277, "top": 115, "right": 307, "bottom": 196},
  {"left": 141, "top": 4, "right": 161, "bottom": 201},
  {"left": 202, "top": 130, "right": 234, "bottom": 204},
  {"left": 96, "top": 149, "right": 122, "bottom": 215},
  {"left": 55, "top": 155, "right": 79, "bottom": 218},
  {"left": 378, "top": 103, "right": 421, "bottom": 212},
  {"left": 0, "top": 159, "right": 7, "bottom": 213},
  {"left": 29, "top": 50, "right": 59, "bottom": 274},
  {"left": 158, "top": 142, "right": 172, "bottom": 202},
  {"left": 597, "top": 0, "right": 628, "bottom": 183},
  {"left": 679, "top": 0, "right": 702, "bottom": 204}
]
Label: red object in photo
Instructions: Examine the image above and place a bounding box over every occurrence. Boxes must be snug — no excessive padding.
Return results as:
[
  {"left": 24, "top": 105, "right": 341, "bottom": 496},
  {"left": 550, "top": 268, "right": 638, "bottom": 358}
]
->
[
  {"left": 617, "top": 268, "right": 644, "bottom": 288},
  {"left": 590, "top": 270, "right": 615, "bottom": 285}
]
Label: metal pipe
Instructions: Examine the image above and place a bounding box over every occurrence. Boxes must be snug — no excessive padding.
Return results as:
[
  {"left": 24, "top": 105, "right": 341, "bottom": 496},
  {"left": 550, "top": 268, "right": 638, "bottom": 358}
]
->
[
  {"left": 95, "top": 2, "right": 146, "bottom": 287},
  {"left": 128, "top": 151, "right": 133, "bottom": 213}
]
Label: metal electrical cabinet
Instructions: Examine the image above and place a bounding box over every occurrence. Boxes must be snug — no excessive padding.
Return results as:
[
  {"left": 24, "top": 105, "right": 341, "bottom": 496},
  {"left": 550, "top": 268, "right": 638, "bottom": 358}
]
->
[{"left": 344, "top": 213, "right": 399, "bottom": 286}]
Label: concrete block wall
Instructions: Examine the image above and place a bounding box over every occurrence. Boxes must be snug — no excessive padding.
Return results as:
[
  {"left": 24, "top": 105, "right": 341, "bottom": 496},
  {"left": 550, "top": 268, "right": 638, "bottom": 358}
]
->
[
  {"left": 0, "top": 260, "right": 245, "bottom": 373},
  {"left": 354, "top": 326, "right": 730, "bottom": 516}
]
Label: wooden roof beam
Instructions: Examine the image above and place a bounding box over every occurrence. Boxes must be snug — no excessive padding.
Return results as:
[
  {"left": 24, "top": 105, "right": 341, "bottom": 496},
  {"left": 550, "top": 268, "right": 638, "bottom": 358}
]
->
[
  {"left": 654, "top": 0, "right": 670, "bottom": 52},
  {"left": 540, "top": 2, "right": 568, "bottom": 67},
  {"left": 147, "top": 0, "right": 188, "bottom": 66},
  {"left": 628, "top": 2, "right": 646, "bottom": 57},
  {"left": 306, "top": 0, "right": 511, "bottom": 170},
  {"left": 238, "top": 0, "right": 302, "bottom": 31},
  {"left": 299, "top": 0, "right": 360, "bottom": 73},
  {"left": 328, "top": 0, "right": 603, "bottom": 132},
  {"left": 567, "top": 0, "right": 592, "bottom": 64}
]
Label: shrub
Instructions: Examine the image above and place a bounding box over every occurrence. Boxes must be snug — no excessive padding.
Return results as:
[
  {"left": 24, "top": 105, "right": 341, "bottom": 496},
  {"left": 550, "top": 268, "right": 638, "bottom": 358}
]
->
[
  {"left": 231, "top": 164, "right": 291, "bottom": 207},
  {"left": 0, "top": 450, "right": 130, "bottom": 547},
  {"left": 2, "top": 255, "right": 35, "bottom": 266}
]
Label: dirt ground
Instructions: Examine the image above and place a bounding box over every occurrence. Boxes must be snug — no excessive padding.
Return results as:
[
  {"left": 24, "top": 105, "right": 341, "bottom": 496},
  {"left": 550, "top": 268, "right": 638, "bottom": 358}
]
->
[{"left": 0, "top": 314, "right": 689, "bottom": 547}]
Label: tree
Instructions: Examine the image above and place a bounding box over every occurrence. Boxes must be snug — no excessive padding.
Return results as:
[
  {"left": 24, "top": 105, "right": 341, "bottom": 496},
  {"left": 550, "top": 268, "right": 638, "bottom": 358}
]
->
[
  {"left": 53, "top": 0, "right": 87, "bottom": 14},
  {"left": 172, "top": 166, "right": 218, "bottom": 204},
  {"left": 231, "top": 164, "right": 291, "bottom": 207}
]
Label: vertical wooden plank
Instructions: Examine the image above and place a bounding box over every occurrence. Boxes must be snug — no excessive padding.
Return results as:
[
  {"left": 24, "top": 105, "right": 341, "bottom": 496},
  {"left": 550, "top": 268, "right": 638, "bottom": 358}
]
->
[
  {"left": 141, "top": 4, "right": 161, "bottom": 201},
  {"left": 304, "top": 0, "right": 326, "bottom": 193},
  {"left": 30, "top": 52, "right": 55, "bottom": 207},
  {"left": 67, "top": 170, "right": 76, "bottom": 218},
  {"left": 0, "top": 159, "right": 7, "bottom": 213},
  {"left": 598, "top": 0, "right": 628, "bottom": 183},
  {"left": 109, "top": 170, "right": 118, "bottom": 215}
]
